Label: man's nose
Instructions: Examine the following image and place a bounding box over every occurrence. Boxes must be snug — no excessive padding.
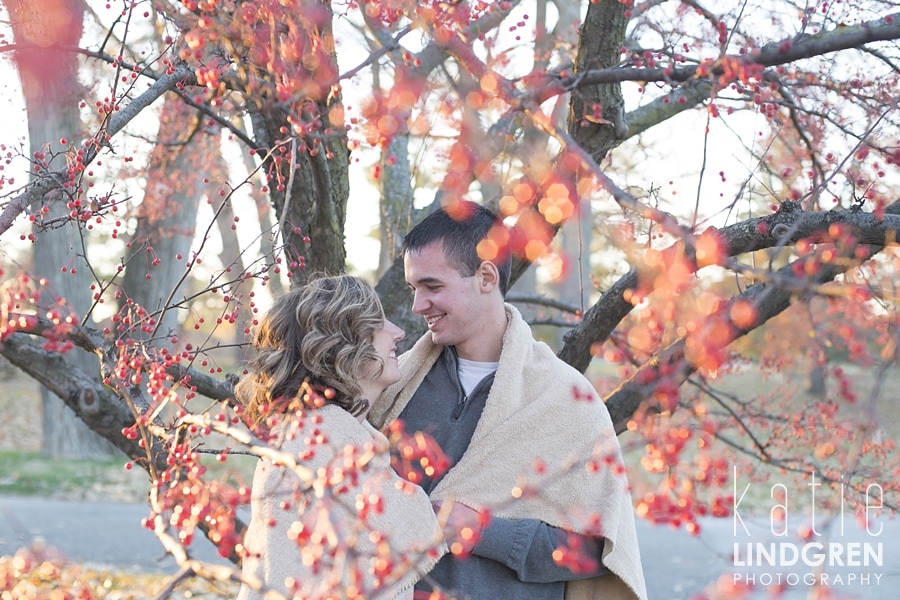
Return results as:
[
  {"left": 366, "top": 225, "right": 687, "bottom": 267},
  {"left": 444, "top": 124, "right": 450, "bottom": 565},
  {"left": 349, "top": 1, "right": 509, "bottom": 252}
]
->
[{"left": 411, "top": 290, "right": 427, "bottom": 314}]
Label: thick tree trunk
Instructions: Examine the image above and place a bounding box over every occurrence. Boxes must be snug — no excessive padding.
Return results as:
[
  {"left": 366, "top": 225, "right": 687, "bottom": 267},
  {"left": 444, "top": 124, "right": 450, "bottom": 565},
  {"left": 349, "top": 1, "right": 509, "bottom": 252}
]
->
[
  {"left": 256, "top": 109, "right": 350, "bottom": 288},
  {"left": 234, "top": 115, "right": 284, "bottom": 297},
  {"left": 8, "top": 0, "right": 116, "bottom": 458},
  {"left": 210, "top": 137, "right": 250, "bottom": 365},
  {"left": 557, "top": 204, "right": 592, "bottom": 312},
  {"left": 567, "top": 0, "right": 630, "bottom": 162},
  {"left": 250, "top": 2, "right": 350, "bottom": 287}
]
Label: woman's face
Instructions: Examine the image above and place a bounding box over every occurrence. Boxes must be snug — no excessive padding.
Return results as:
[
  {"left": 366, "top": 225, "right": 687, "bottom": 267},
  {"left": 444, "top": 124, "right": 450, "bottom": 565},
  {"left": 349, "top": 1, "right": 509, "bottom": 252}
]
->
[{"left": 360, "top": 319, "right": 405, "bottom": 397}]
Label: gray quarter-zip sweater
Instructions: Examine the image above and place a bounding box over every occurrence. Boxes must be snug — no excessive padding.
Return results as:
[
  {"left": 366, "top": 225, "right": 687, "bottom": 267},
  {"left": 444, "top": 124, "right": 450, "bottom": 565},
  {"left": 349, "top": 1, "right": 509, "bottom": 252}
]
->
[{"left": 397, "top": 347, "right": 608, "bottom": 600}]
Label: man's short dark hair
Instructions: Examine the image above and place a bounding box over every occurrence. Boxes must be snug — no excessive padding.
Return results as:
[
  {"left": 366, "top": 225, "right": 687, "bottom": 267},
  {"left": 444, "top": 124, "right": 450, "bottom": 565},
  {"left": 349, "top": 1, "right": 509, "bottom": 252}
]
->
[{"left": 402, "top": 201, "right": 512, "bottom": 296}]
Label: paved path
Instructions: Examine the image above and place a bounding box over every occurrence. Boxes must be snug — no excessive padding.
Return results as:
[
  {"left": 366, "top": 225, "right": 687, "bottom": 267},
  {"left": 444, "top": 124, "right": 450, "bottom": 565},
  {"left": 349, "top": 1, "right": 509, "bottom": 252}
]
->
[{"left": 1, "top": 495, "right": 897, "bottom": 599}]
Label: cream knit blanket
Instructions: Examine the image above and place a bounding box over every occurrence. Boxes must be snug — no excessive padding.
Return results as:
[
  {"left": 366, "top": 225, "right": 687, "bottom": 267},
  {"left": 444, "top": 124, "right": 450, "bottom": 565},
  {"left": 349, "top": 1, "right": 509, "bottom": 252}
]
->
[
  {"left": 238, "top": 405, "right": 444, "bottom": 600},
  {"left": 370, "top": 305, "right": 648, "bottom": 600}
]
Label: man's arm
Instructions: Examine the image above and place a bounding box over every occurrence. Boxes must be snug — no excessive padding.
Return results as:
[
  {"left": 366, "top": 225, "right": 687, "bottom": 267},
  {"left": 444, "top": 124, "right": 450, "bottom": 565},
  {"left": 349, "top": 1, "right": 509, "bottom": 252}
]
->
[
  {"left": 474, "top": 517, "right": 610, "bottom": 583},
  {"left": 438, "top": 501, "right": 610, "bottom": 583}
]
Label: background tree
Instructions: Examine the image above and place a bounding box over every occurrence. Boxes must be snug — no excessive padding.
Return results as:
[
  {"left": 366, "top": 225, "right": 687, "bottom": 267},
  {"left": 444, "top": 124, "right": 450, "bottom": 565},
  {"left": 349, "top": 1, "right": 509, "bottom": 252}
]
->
[
  {"left": 119, "top": 97, "right": 205, "bottom": 344},
  {"left": 1, "top": 0, "right": 899, "bottom": 595},
  {"left": 5, "top": 0, "right": 118, "bottom": 458}
]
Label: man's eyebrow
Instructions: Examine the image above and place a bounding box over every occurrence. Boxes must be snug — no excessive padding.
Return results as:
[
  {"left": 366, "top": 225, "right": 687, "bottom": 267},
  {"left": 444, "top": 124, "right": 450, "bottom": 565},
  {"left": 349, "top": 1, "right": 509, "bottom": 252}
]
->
[{"left": 409, "top": 276, "right": 443, "bottom": 286}]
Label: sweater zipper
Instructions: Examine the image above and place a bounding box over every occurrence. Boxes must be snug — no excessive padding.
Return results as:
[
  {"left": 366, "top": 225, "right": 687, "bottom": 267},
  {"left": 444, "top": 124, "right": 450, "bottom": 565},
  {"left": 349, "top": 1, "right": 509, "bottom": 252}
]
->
[{"left": 452, "top": 393, "right": 468, "bottom": 420}]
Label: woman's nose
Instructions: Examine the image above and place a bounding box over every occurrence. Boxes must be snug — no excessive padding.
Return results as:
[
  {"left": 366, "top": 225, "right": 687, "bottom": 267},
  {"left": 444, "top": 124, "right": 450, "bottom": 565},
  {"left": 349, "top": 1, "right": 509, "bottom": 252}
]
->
[{"left": 387, "top": 320, "right": 405, "bottom": 341}]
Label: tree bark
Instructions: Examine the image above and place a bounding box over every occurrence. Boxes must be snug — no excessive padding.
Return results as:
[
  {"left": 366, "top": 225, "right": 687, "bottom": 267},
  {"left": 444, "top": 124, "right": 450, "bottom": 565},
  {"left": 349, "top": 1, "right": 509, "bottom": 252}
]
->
[
  {"left": 567, "top": 0, "right": 630, "bottom": 163},
  {"left": 249, "top": 1, "right": 350, "bottom": 287}
]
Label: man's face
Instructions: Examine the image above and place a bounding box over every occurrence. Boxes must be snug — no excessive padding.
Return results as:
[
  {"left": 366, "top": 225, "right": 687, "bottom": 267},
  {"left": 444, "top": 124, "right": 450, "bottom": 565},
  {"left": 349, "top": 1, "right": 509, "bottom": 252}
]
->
[{"left": 404, "top": 241, "right": 488, "bottom": 358}]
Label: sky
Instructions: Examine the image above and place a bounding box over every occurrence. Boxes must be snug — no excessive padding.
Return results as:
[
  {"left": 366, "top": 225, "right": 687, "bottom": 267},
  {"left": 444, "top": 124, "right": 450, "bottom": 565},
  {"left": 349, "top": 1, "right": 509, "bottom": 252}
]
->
[{"left": 0, "top": 58, "right": 31, "bottom": 268}]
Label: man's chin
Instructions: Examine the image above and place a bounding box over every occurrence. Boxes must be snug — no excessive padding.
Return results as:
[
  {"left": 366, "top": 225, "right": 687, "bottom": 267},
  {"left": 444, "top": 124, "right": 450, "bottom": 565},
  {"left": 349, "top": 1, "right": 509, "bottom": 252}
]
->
[{"left": 429, "top": 330, "right": 449, "bottom": 346}]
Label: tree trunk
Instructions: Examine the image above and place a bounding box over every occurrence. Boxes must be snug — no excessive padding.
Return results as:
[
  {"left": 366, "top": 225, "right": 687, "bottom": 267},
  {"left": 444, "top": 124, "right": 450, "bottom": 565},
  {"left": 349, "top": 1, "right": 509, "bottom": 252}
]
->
[
  {"left": 548, "top": 0, "right": 590, "bottom": 344},
  {"left": 210, "top": 134, "right": 249, "bottom": 366},
  {"left": 556, "top": 201, "right": 592, "bottom": 332},
  {"left": 377, "top": 122, "right": 414, "bottom": 277},
  {"left": 250, "top": 1, "right": 350, "bottom": 287},
  {"left": 120, "top": 98, "right": 205, "bottom": 342},
  {"left": 8, "top": 0, "right": 117, "bottom": 458},
  {"left": 567, "top": 0, "right": 630, "bottom": 162},
  {"left": 235, "top": 114, "right": 283, "bottom": 297}
]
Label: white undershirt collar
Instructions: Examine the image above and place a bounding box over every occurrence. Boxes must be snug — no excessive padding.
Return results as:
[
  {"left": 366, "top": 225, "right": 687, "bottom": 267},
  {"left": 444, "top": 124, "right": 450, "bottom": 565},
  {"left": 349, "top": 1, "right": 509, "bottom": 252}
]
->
[{"left": 457, "top": 357, "right": 499, "bottom": 396}]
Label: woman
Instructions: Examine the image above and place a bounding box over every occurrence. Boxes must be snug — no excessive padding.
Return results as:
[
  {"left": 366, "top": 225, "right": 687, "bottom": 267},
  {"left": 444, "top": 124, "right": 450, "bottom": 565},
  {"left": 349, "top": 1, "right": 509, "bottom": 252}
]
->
[{"left": 235, "top": 275, "right": 444, "bottom": 600}]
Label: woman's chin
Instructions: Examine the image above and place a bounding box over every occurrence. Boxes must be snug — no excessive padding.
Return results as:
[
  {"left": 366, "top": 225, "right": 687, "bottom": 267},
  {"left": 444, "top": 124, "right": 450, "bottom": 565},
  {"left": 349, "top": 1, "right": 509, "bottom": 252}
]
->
[{"left": 384, "top": 368, "right": 403, "bottom": 388}]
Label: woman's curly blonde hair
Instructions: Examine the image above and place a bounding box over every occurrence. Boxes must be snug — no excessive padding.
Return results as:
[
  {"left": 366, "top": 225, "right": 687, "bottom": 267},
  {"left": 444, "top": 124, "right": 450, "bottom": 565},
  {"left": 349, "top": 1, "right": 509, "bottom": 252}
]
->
[{"left": 235, "top": 274, "right": 386, "bottom": 428}]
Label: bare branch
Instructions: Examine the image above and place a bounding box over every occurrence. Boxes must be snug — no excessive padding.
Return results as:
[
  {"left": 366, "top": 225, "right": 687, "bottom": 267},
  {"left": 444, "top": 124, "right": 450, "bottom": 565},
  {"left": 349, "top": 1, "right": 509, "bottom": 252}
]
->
[
  {"left": 0, "top": 62, "right": 194, "bottom": 237},
  {"left": 0, "top": 333, "right": 152, "bottom": 460},
  {"left": 604, "top": 254, "right": 848, "bottom": 433},
  {"left": 505, "top": 293, "right": 582, "bottom": 315},
  {"left": 518, "top": 12, "right": 900, "bottom": 109}
]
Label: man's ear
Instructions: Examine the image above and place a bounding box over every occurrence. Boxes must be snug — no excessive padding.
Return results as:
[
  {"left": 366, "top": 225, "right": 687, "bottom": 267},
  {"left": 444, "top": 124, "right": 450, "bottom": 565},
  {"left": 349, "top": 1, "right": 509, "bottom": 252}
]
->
[{"left": 478, "top": 261, "right": 500, "bottom": 293}]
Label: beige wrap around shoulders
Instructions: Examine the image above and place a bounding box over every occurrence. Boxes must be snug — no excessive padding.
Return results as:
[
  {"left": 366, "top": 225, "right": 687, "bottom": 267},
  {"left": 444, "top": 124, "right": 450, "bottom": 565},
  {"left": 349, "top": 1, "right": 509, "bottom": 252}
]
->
[
  {"left": 238, "top": 404, "right": 444, "bottom": 600},
  {"left": 369, "top": 304, "right": 648, "bottom": 600}
]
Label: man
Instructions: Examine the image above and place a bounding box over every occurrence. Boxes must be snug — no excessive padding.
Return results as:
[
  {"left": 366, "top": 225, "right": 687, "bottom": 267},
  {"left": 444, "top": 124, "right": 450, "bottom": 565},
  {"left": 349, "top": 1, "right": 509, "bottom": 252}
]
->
[{"left": 369, "top": 202, "right": 647, "bottom": 600}]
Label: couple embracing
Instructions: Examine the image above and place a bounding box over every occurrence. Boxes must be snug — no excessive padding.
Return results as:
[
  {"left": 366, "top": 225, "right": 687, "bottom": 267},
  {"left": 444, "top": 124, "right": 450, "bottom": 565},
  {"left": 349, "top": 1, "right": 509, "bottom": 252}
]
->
[{"left": 236, "top": 202, "right": 647, "bottom": 600}]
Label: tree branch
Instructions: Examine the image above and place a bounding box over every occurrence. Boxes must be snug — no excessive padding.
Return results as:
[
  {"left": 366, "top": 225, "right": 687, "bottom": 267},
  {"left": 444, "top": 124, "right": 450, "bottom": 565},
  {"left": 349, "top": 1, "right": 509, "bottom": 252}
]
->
[
  {"left": 0, "top": 62, "right": 194, "bottom": 237},
  {"left": 559, "top": 202, "right": 900, "bottom": 374},
  {"left": 604, "top": 255, "right": 848, "bottom": 433},
  {"left": 557, "top": 13, "right": 900, "bottom": 90},
  {"left": 599, "top": 202, "right": 900, "bottom": 432},
  {"left": 0, "top": 333, "right": 153, "bottom": 460},
  {"left": 1, "top": 313, "right": 235, "bottom": 402}
]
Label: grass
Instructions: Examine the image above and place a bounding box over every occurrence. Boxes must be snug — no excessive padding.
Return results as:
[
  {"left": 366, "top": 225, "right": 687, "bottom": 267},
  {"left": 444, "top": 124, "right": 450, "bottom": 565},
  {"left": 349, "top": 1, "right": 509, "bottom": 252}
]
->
[
  {"left": 0, "top": 450, "right": 149, "bottom": 502},
  {"left": 0, "top": 448, "right": 258, "bottom": 505}
]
